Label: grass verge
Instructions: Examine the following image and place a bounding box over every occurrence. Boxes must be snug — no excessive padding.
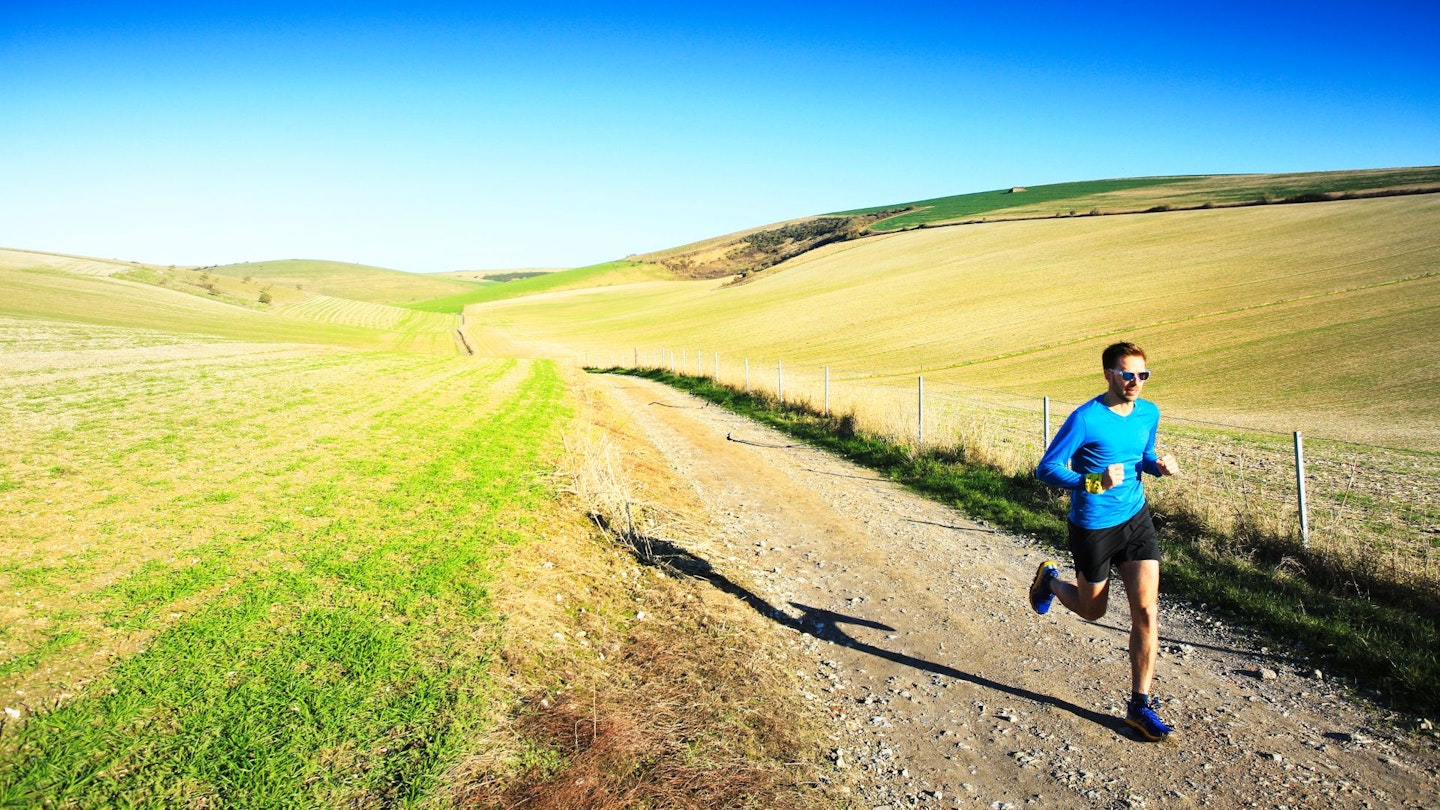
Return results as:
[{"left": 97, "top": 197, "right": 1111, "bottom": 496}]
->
[
  {"left": 600, "top": 367, "right": 1440, "bottom": 722},
  {"left": 455, "top": 373, "right": 845, "bottom": 809}
]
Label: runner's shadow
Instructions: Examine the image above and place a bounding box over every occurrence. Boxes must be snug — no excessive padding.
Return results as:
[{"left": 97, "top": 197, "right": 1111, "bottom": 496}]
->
[
  {"left": 623, "top": 533, "right": 1118, "bottom": 732},
  {"left": 789, "top": 602, "right": 1118, "bottom": 730}
]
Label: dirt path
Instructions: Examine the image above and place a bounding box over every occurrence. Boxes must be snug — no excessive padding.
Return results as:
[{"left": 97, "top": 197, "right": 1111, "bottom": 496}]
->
[{"left": 592, "top": 374, "right": 1438, "bottom": 809}]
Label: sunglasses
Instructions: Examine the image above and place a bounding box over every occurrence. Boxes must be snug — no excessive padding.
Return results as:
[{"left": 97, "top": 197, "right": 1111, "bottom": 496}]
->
[{"left": 1110, "top": 369, "right": 1151, "bottom": 382}]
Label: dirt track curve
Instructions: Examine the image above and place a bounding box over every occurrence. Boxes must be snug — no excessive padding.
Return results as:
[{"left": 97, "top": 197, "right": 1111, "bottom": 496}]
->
[{"left": 593, "top": 373, "right": 1438, "bottom": 809}]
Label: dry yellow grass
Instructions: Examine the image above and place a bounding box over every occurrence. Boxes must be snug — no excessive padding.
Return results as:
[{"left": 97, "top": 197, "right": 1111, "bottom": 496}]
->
[
  {"left": 474, "top": 194, "right": 1440, "bottom": 449},
  {"left": 0, "top": 248, "right": 153, "bottom": 277},
  {"left": 469, "top": 197, "right": 1440, "bottom": 590}
]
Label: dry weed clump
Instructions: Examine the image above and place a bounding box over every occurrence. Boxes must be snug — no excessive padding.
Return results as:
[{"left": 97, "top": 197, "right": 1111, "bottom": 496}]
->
[{"left": 452, "top": 377, "right": 842, "bottom": 810}]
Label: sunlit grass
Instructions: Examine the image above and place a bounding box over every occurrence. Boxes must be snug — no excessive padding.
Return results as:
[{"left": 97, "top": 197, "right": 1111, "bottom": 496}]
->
[
  {"left": 0, "top": 324, "right": 568, "bottom": 806},
  {"left": 0, "top": 266, "right": 462, "bottom": 354},
  {"left": 473, "top": 194, "right": 1440, "bottom": 448}
]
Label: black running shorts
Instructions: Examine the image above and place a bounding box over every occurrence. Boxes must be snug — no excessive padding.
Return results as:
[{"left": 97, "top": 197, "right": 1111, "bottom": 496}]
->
[{"left": 1068, "top": 504, "right": 1160, "bottom": 584}]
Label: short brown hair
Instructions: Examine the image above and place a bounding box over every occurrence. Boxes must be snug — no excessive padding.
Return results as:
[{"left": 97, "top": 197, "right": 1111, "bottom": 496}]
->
[{"left": 1102, "top": 341, "right": 1146, "bottom": 370}]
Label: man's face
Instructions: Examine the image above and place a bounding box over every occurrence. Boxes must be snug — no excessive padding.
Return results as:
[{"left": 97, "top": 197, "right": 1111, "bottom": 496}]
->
[{"left": 1106, "top": 353, "right": 1148, "bottom": 403}]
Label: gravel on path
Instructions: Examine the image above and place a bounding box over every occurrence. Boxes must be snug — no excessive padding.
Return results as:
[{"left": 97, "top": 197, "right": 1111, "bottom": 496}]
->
[{"left": 595, "top": 374, "right": 1439, "bottom": 809}]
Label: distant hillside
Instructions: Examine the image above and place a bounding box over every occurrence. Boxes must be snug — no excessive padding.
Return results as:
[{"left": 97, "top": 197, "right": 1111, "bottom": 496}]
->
[
  {"left": 634, "top": 211, "right": 900, "bottom": 281},
  {"left": 838, "top": 166, "right": 1440, "bottom": 231},
  {"left": 433, "top": 268, "right": 567, "bottom": 283},
  {"left": 474, "top": 192, "right": 1440, "bottom": 448},
  {"left": 209, "top": 259, "right": 483, "bottom": 306},
  {"left": 617, "top": 167, "right": 1440, "bottom": 286},
  {"left": 0, "top": 247, "right": 168, "bottom": 277},
  {"left": 0, "top": 250, "right": 461, "bottom": 354},
  {"left": 430, "top": 260, "right": 671, "bottom": 309}
]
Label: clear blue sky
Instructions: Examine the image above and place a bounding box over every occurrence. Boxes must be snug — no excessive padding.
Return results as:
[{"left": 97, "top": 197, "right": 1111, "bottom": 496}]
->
[{"left": 3, "top": 1, "right": 1437, "bottom": 272}]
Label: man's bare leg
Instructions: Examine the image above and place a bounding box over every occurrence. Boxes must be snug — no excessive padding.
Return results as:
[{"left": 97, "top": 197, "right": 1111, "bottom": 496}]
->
[
  {"left": 1051, "top": 574, "right": 1110, "bottom": 622},
  {"left": 1120, "top": 559, "right": 1160, "bottom": 695}
]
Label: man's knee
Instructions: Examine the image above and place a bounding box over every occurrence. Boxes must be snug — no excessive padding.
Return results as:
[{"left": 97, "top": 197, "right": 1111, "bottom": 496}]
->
[
  {"left": 1074, "top": 596, "right": 1109, "bottom": 622},
  {"left": 1130, "top": 602, "right": 1158, "bottom": 629}
]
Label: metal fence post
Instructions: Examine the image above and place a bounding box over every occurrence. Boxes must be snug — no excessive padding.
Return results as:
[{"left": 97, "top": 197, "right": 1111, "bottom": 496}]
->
[
  {"left": 778, "top": 360, "right": 784, "bottom": 402},
  {"left": 824, "top": 366, "right": 830, "bottom": 416},
  {"left": 1295, "top": 431, "right": 1310, "bottom": 548},
  {"left": 745, "top": 358, "right": 750, "bottom": 392},
  {"left": 917, "top": 375, "right": 925, "bottom": 449},
  {"left": 1043, "top": 396, "right": 1051, "bottom": 447}
]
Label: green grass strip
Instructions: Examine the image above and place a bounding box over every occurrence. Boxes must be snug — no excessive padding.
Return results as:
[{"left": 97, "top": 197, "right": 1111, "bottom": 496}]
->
[
  {"left": 601, "top": 367, "right": 1439, "bottom": 720},
  {"left": 835, "top": 177, "right": 1189, "bottom": 230},
  {"left": 0, "top": 360, "right": 567, "bottom": 808}
]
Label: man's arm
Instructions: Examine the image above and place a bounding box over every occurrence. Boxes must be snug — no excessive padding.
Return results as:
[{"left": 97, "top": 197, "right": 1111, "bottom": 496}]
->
[{"left": 1036, "top": 410, "right": 1086, "bottom": 490}]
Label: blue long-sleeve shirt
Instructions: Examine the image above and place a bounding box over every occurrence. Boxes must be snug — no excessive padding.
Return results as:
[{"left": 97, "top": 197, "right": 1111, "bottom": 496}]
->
[{"left": 1037, "top": 395, "right": 1162, "bottom": 530}]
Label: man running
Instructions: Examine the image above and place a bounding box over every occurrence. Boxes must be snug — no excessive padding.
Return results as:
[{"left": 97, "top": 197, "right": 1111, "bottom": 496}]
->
[{"left": 1030, "top": 341, "right": 1179, "bottom": 741}]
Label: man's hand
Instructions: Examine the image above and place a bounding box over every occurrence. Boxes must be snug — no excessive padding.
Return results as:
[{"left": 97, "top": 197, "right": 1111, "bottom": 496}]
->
[
  {"left": 1102, "top": 463, "right": 1125, "bottom": 490},
  {"left": 1157, "top": 454, "right": 1179, "bottom": 477}
]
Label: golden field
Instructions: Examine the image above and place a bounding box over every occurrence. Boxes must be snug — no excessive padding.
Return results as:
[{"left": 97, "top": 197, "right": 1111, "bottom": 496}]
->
[{"left": 472, "top": 194, "right": 1440, "bottom": 449}]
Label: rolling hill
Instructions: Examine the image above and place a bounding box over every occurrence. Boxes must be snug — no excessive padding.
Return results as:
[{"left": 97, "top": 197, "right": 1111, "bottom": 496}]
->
[
  {"left": 471, "top": 188, "right": 1440, "bottom": 449},
  {"left": 837, "top": 166, "right": 1440, "bottom": 230},
  {"left": 566, "top": 167, "right": 1440, "bottom": 284},
  {"left": 0, "top": 250, "right": 463, "bottom": 355},
  {"left": 207, "top": 258, "right": 484, "bottom": 306}
]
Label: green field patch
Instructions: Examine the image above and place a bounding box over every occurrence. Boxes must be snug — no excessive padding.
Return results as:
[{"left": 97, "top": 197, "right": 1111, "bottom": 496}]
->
[
  {"left": 278, "top": 294, "right": 458, "bottom": 335},
  {"left": 0, "top": 353, "right": 566, "bottom": 806},
  {"left": 841, "top": 176, "right": 1189, "bottom": 229},
  {"left": 401, "top": 286, "right": 516, "bottom": 313},
  {"left": 451, "top": 260, "right": 670, "bottom": 306},
  {"left": 834, "top": 167, "right": 1440, "bottom": 231}
]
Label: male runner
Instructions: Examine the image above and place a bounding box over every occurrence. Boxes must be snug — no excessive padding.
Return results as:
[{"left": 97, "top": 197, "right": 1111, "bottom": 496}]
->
[{"left": 1030, "top": 341, "right": 1179, "bottom": 741}]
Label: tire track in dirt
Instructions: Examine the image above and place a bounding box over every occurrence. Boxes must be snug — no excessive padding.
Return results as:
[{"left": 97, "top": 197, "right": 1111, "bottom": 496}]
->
[{"left": 593, "top": 374, "right": 1438, "bottom": 809}]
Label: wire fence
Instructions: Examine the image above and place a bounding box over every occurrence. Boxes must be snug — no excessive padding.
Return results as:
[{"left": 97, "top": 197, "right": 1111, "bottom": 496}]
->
[{"left": 587, "top": 348, "right": 1440, "bottom": 592}]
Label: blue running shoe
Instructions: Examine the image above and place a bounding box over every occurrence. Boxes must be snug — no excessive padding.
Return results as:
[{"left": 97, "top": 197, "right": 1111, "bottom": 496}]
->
[
  {"left": 1028, "top": 560, "right": 1058, "bottom": 614},
  {"left": 1126, "top": 696, "right": 1174, "bottom": 741}
]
